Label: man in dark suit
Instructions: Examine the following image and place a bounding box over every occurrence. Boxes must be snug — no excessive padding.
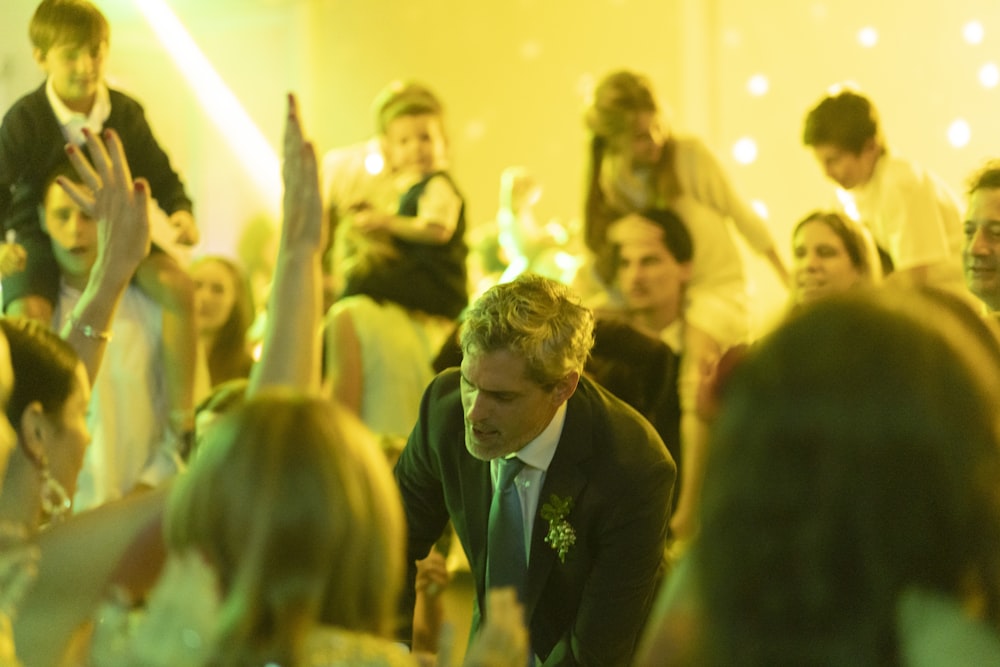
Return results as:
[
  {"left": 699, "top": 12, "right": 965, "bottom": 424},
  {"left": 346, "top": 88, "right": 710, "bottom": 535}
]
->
[{"left": 395, "top": 273, "right": 676, "bottom": 666}]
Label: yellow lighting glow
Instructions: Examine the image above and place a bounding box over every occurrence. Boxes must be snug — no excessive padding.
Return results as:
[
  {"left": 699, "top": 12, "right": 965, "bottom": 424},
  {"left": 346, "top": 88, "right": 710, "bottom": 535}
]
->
[
  {"left": 747, "top": 74, "right": 769, "bottom": 96},
  {"left": 980, "top": 62, "right": 1000, "bottom": 88},
  {"left": 751, "top": 199, "right": 769, "bottom": 220},
  {"left": 732, "top": 137, "right": 758, "bottom": 165},
  {"left": 947, "top": 118, "right": 971, "bottom": 148},
  {"left": 857, "top": 26, "right": 878, "bottom": 48},
  {"left": 132, "top": 0, "right": 281, "bottom": 216},
  {"left": 963, "top": 21, "right": 985, "bottom": 45}
]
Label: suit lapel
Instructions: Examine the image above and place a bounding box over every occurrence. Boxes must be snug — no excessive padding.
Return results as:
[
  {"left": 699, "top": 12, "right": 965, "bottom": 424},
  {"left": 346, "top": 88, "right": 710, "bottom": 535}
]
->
[
  {"left": 524, "top": 385, "right": 594, "bottom": 618},
  {"left": 456, "top": 437, "right": 492, "bottom": 610}
]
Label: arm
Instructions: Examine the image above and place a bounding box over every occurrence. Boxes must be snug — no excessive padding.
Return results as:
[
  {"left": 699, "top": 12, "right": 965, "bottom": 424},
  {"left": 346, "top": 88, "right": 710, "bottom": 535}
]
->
[
  {"left": 57, "top": 129, "right": 152, "bottom": 385},
  {"left": 357, "top": 175, "right": 461, "bottom": 245},
  {"left": 248, "top": 94, "right": 326, "bottom": 395},
  {"left": 13, "top": 489, "right": 168, "bottom": 667},
  {"left": 323, "top": 304, "right": 363, "bottom": 414},
  {"left": 564, "top": 452, "right": 673, "bottom": 665},
  {"left": 676, "top": 138, "right": 787, "bottom": 283},
  {"left": 111, "top": 95, "right": 193, "bottom": 219},
  {"left": 392, "top": 378, "right": 454, "bottom": 640}
]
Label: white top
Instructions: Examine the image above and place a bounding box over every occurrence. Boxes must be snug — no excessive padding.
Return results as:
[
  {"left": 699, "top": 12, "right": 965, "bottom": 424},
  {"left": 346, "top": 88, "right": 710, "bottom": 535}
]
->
[
  {"left": 54, "top": 283, "right": 178, "bottom": 511},
  {"left": 672, "top": 135, "right": 777, "bottom": 254},
  {"left": 329, "top": 295, "right": 453, "bottom": 440},
  {"left": 845, "top": 153, "right": 964, "bottom": 285}
]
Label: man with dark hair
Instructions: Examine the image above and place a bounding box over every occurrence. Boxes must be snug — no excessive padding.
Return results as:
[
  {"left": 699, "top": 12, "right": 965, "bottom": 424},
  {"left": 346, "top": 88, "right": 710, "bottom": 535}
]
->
[{"left": 803, "top": 88, "right": 964, "bottom": 291}]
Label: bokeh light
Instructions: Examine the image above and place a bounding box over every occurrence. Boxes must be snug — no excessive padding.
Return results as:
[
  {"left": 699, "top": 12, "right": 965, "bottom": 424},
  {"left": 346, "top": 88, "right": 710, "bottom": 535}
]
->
[
  {"left": 979, "top": 62, "right": 999, "bottom": 88},
  {"left": 947, "top": 118, "right": 971, "bottom": 148},
  {"left": 747, "top": 74, "right": 769, "bottom": 96},
  {"left": 364, "top": 151, "right": 384, "bottom": 175},
  {"left": 963, "top": 20, "right": 985, "bottom": 44},
  {"left": 732, "top": 137, "right": 758, "bottom": 164},
  {"left": 857, "top": 26, "right": 879, "bottom": 47}
]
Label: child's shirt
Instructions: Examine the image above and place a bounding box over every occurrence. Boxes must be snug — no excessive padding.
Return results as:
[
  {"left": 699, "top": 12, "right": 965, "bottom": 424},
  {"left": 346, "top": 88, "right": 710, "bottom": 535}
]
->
[
  {"left": 341, "top": 171, "right": 469, "bottom": 320},
  {"left": 45, "top": 76, "right": 111, "bottom": 147}
]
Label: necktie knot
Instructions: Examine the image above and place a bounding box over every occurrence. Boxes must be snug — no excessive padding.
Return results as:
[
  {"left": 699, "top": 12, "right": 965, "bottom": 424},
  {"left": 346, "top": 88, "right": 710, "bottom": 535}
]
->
[{"left": 497, "top": 456, "right": 524, "bottom": 491}]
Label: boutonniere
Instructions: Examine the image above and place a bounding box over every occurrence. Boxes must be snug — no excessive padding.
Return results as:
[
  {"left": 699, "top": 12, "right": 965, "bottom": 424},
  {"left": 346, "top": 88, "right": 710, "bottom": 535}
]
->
[{"left": 541, "top": 494, "right": 576, "bottom": 563}]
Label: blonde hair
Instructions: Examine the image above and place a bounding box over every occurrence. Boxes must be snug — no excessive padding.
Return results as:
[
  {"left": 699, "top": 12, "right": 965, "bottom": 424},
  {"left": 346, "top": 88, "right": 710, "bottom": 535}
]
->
[
  {"left": 584, "top": 70, "right": 680, "bottom": 256},
  {"left": 461, "top": 273, "right": 594, "bottom": 386},
  {"left": 165, "top": 392, "right": 404, "bottom": 666}
]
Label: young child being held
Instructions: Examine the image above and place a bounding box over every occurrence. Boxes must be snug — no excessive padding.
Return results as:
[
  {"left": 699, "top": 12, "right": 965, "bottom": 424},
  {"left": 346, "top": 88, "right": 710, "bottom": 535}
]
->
[
  {"left": 0, "top": 0, "right": 201, "bottom": 443},
  {"left": 335, "top": 81, "right": 469, "bottom": 320}
]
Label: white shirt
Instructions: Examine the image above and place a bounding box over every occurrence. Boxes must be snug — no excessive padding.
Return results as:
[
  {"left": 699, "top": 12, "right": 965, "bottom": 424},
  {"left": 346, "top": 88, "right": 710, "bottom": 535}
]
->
[
  {"left": 492, "top": 402, "right": 567, "bottom": 562},
  {"left": 54, "top": 283, "right": 176, "bottom": 511},
  {"left": 45, "top": 77, "right": 111, "bottom": 147}
]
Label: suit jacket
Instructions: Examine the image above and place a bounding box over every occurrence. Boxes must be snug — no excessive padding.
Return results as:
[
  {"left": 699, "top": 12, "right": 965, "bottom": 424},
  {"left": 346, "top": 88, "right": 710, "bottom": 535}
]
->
[{"left": 395, "top": 369, "right": 676, "bottom": 666}]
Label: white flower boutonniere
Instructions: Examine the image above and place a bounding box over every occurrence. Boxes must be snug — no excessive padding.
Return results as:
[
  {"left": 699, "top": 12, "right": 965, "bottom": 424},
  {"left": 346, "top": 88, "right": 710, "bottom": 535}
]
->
[{"left": 541, "top": 494, "right": 576, "bottom": 563}]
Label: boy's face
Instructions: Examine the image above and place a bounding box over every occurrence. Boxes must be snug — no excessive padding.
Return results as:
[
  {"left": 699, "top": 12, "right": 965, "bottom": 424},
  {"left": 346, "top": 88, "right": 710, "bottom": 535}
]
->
[
  {"left": 35, "top": 40, "right": 107, "bottom": 113},
  {"left": 41, "top": 179, "right": 98, "bottom": 285},
  {"left": 811, "top": 138, "right": 880, "bottom": 190},
  {"left": 381, "top": 113, "right": 447, "bottom": 176}
]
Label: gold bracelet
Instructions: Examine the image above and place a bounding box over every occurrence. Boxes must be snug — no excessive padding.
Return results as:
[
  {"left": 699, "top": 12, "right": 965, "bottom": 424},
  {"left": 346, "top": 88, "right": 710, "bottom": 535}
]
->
[{"left": 69, "top": 315, "right": 113, "bottom": 341}]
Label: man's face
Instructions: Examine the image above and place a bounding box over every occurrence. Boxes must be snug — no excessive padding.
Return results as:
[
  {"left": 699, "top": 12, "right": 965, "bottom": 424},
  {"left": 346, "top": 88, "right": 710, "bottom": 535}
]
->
[
  {"left": 460, "top": 347, "right": 574, "bottom": 461},
  {"left": 612, "top": 215, "right": 689, "bottom": 318},
  {"left": 35, "top": 40, "right": 107, "bottom": 113},
  {"left": 963, "top": 187, "right": 1000, "bottom": 311},
  {"left": 811, "top": 140, "right": 879, "bottom": 190},
  {"left": 42, "top": 180, "right": 98, "bottom": 285}
]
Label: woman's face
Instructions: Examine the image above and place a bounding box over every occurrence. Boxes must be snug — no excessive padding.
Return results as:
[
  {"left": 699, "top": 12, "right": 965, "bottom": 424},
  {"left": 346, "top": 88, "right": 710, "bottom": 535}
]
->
[
  {"left": 622, "top": 111, "right": 664, "bottom": 167},
  {"left": 793, "top": 220, "right": 862, "bottom": 303},
  {"left": 43, "top": 362, "right": 91, "bottom": 501},
  {"left": 194, "top": 260, "right": 238, "bottom": 336}
]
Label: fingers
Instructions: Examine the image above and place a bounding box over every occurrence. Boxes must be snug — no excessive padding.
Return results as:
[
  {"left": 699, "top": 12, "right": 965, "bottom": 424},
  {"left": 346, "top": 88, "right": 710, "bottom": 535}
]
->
[
  {"left": 56, "top": 175, "right": 97, "bottom": 216},
  {"left": 64, "top": 142, "right": 101, "bottom": 194},
  {"left": 103, "top": 128, "right": 134, "bottom": 189},
  {"left": 80, "top": 127, "right": 116, "bottom": 188}
]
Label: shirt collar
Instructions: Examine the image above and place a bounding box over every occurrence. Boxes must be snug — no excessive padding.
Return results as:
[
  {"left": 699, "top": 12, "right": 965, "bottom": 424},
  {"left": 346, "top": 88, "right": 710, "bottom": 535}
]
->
[
  {"left": 509, "top": 401, "right": 567, "bottom": 473},
  {"left": 46, "top": 77, "right": 111, "bottom": 146}
]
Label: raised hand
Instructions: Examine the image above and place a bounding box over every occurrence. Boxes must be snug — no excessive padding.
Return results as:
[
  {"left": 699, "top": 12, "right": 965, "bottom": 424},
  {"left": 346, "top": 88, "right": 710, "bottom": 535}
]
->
[
  {"left": 249, "top": 93, "right": 326, "bottom": 394},
  {"left": 281, "top": 93, "right": 326, "bottom": 254},
  {"left": 60, "top": 127, "right": 152, "bottom": 280}
]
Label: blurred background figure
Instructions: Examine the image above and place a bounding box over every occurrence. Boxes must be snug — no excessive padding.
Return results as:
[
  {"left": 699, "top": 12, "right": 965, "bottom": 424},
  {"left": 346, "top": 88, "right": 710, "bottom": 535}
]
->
[
  {"left": 637, "top": 288, "right": 1000, "bottom": 665},
  {"left": 191, "top": 255, "right": 255, "bottom": 388},
  {"left": 495, "top": 166, "right": 582, "bottom": 286},
  {"left": 789, "top": 210, "right": 881, "bottom": 307}
]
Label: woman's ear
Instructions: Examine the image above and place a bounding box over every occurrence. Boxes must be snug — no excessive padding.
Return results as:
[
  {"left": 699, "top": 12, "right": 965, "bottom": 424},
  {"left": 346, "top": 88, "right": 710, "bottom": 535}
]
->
[{"left": 18, "top": 401, "right": 48, "bottom": 465}]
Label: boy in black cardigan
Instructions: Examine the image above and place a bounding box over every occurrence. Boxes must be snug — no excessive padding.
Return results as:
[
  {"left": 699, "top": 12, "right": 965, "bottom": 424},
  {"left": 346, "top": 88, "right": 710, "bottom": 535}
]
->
[{"left": 0, "top": 0, "right": 200, "bottom": 448}]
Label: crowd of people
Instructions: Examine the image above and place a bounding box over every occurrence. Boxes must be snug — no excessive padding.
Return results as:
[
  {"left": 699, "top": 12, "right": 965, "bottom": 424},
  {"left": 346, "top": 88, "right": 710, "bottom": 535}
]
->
[{"left": 0, "top": 0, "right": 998, "bottom": 665}]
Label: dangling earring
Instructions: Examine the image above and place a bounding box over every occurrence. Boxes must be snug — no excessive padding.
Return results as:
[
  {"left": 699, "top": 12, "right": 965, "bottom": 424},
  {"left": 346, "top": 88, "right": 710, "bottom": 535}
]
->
[{"left": 38, "top": 460, "right": 71, "bottom": 525}]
